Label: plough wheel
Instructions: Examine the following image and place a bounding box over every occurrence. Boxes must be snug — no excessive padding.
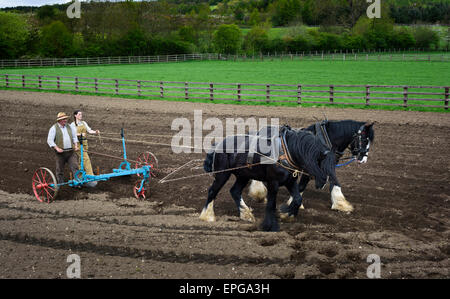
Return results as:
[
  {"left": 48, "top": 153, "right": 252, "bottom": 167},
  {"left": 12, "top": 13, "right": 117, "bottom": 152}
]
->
[
  {"left": 136, "top": 151, "right": 159, "bottom": 178},
  {"left": 133, "top": 180, "right": 148, "bottom": 200},
  {"left": 32, "top": 167, "right": 59, "bottom": 203}
]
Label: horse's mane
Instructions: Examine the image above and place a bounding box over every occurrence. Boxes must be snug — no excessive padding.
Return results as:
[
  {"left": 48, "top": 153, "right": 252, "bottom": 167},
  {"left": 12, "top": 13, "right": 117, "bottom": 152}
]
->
[
  {"left": 282, "top": 125, "right": 331, "bottom": 186},
  {"left": 308, "top": 120, "right": 375, "bottom": 143}
]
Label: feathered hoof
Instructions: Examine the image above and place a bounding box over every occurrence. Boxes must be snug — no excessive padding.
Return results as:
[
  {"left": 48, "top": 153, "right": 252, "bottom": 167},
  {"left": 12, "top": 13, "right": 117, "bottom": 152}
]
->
[
  {"left": 331, "top": 186, "right": 354, "bottom": 213},
  {"left": 240, "top": 208, "right": 256, "bottom": 223},
  {"left": 279, "top": 212, "right": 295, "bottom": 223},
  {"left": 279, "top": 204, "right": 297, "bottom": 222},
  {"left": 287, "top": 196, "right": 305, "bottom": 209},
  {"left": 199, "top": 202, "right": 216, "bottom": 222},
  {"left": 199, "top": 212, "right": 216, "bottom": 222},
  {"left": 331, "top": 200, "right": 354, "bottom": 213},
  {"left": 248, "top": 180, "right": 267, "bottom": 202}
]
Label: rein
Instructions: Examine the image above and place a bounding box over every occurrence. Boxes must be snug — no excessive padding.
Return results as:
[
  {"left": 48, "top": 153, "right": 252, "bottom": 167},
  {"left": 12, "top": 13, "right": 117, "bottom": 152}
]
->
[{"left": 336, "top": 158, "right": 356, "bottom": 168}]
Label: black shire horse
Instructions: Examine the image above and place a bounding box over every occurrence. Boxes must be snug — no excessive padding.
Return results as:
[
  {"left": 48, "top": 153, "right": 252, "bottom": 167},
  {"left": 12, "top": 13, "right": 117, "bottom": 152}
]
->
[
  {"left": 200, "top": 125, "right": 337, "bottom": 232},
  {"left": 249, "top": 120, "right": 375, "bottom": 213}
]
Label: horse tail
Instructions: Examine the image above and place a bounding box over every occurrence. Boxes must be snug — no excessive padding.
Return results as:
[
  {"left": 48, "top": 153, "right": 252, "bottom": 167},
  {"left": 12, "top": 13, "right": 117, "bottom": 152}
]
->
[
  {"left": 316, "top": 150, "right": 337, "bottom": 189},
  {"left": 203, "top": 149, "right": 215, "bottom": 173}
]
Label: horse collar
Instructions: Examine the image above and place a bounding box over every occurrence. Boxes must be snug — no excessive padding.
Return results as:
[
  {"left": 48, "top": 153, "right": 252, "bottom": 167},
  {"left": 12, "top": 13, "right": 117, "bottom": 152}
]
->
[
  {"left": 315, "top": 120, "right": 332, "bottom": 149},
  {"left": 279, "top": 130, "right": 301, "bottom": 171}
]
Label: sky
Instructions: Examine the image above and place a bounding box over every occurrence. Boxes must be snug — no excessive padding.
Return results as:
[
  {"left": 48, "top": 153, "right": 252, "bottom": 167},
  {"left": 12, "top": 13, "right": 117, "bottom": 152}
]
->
[{"left": 0, "top": 1, "right": 93, "bottom": 8}]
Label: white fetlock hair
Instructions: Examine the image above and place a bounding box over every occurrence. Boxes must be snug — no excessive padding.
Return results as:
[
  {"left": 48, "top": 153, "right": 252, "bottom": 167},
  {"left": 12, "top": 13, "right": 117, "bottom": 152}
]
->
[
  {"left": 331, "top": 186, "right": 354, "bottom": 213},
  {"left": 199, "top": 201, "right": 216, "bottom": 222},
  {"left": 248, "top": 180, "right": 267, "bottom": 202},
  {"left": 239, "top": 198, "right": 256, "bottom": 223},
  {"left": 287, "top": 196, "right": 304, "bottom": 209}
]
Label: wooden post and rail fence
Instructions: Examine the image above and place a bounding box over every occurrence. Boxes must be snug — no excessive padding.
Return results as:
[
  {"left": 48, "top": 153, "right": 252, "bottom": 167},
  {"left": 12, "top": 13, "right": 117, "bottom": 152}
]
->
[
  {"left": 0, "top": 51, "right": 449, "bottom": 68},
  {"left": 0, "top": 74, "right": 448, "bottom": 110}
]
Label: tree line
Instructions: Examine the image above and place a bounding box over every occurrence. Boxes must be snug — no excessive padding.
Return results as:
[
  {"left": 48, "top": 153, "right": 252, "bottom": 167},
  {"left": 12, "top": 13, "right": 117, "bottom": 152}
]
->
[{"left": 0, "top": 0, "right": 447, "bottom": 59}]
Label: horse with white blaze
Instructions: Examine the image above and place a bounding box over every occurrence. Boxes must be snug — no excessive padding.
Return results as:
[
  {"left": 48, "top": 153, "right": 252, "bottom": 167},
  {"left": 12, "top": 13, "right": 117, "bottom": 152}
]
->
[
  {"left": 200, "top": 125, "right": 337, "bottom": 232},
  {"left": 249, "top": 120, "right": 375, "bottom": 213}
]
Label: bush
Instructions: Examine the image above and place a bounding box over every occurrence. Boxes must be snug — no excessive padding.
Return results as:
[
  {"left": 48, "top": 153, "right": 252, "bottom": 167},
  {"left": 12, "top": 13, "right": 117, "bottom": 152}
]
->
[
  {"left": 243, "top": 26, "right": 269, "bottom": 54},
  {"left": 391, "top": 27, "right": 415, "bottom": 49},
  {"left": 413, "top": 27, "right": 440, "bottom": 50},
  {"left": 213, "top": 24, "right": 242, "bottom": 54},
  {"left": 265, "top": 37, "right": 286, "bottom": 54},
  {"left": 316, "top": 32, "right": 342, "bottom": 51},
  {"left": 284, "top": 35, "right": 310, "bottom": 52},
  {"left": 40, "top": 21, "right": 73, "bottom": 58},
  {"left": 342, "top": 34, "right": 365, "bottom": 51}
]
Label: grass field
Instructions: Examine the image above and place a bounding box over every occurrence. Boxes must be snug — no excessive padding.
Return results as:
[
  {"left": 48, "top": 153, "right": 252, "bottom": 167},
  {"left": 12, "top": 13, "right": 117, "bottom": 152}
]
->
[
  {"left": 2, "top": 59, "right": 449, "bottom": 86},
  {"left": 1, "top": 59, "right": 449, "bottom": 111}
]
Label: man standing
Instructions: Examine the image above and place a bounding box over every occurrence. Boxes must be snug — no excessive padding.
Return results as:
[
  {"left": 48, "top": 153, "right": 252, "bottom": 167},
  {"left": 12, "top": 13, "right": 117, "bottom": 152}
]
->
[{"left": 47, "top": 112, "right": 80, "bottom": 184}]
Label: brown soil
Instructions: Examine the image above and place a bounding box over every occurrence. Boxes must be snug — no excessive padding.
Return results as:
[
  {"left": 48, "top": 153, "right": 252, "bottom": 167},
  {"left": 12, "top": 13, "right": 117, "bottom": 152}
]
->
[{"left": 0, "top": 90, "right": 449, "bottom": 279}]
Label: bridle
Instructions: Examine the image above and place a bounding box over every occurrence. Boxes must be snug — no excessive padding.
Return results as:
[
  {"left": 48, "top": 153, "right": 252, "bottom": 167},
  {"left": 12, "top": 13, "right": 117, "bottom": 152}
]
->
[{"left": 349, "top": 125, "right": 370, "bottom": 159}]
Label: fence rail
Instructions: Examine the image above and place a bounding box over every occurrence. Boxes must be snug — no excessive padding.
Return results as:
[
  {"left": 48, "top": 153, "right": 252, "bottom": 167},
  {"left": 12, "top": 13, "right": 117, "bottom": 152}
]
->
[
  {"left": 1, "top": 74, "right": 448, "bottom": 110},
  {"left": 1, "top": 51, "right": 450, "bottom": 68}
]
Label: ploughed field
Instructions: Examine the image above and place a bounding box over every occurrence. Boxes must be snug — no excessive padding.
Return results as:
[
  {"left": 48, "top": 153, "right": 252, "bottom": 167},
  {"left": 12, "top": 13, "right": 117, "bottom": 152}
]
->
[{"left": 0, "top": 90, "right": 448, "bottom": 278}]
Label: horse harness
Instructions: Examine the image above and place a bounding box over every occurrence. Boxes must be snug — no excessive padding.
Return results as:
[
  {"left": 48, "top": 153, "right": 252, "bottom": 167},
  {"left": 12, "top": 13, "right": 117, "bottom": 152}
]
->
[
  {"left": 245, "top": 127, "right": 305, "bottom": 176},
  {"left": 315, "top": 120, "right": 368, "bottom": 160},
  {"left": 278, "top": 130, "right": 302, "bottom": 172}
]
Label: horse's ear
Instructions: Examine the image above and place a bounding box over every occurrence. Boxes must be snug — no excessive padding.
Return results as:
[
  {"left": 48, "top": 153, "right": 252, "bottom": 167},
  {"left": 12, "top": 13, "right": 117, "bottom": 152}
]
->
[{"left": 364, "top": 121, "right": 376, "bottom": 128}]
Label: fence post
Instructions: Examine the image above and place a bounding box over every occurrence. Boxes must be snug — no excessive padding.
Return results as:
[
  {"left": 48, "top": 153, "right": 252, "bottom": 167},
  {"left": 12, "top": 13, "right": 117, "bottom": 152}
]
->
[
  {"left": 403, "top": 86, "right": 408, "bottom": 108},
  {"left": 266, "top": 84, "right": 270, "bottom": 103},
  {"left": 185, "top": 82, "right": 189, "bottom": 100},
  {"left": 75, "top": 77, "right": 79, "bottom": 92},
  {"left": 22, "top": 75, "right": 25, "bottom": 88},
  {"left": 365, "top": 85, "right": 370, "bottom": 106},
  {"left": 445, "top": 87, "right": 449, "bottom": 110},
  {"left": 38, "top": 75, "right": 42, "bottom": 89},
  {"left": 237, "top": 83, "right": 241, "bottom": 102},
  {"left": 160, "top": 81, "right": 164, "bottom": 97},
  {"left": 209, "top": 83, "right": 214, "bottom": 101},
  {"left": 137, "top": 80, "right": 141, "bottom": 97},
  {"left": 57, "top": 76, "right": 60, "bottom": 90},
  {"left": 95, "top": 78, "right": 98, "bottom": 93},
  {"left": 5, "top": 74, "right": 8, "bottom": 88},
  {"left": 297, "top": 84, "right": 302, "bottom": 105},
  {"left": 329, "top": 85, "right": 334, "bottom": 103},
  {"left": 115, "top": 79, "right": 119, "bottom": 95}
]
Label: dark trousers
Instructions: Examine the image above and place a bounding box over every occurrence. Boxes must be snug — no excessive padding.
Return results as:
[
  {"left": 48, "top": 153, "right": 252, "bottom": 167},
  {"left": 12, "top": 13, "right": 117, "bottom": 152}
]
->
[{"left": 55, "top": 150, "right": 79, "bottom": 184}]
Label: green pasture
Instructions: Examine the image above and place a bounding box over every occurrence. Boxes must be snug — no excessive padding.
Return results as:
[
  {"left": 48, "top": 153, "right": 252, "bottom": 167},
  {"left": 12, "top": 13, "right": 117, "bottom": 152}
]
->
[{"left": 1, "top": 59, "right": 449, "bottom": 112}]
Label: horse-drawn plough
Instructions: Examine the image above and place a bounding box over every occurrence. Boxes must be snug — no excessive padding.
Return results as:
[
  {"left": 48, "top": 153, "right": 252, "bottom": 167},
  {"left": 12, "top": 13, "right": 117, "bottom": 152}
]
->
[{"left": 31, "top": 129, "right": 158, "bottom": 203}]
